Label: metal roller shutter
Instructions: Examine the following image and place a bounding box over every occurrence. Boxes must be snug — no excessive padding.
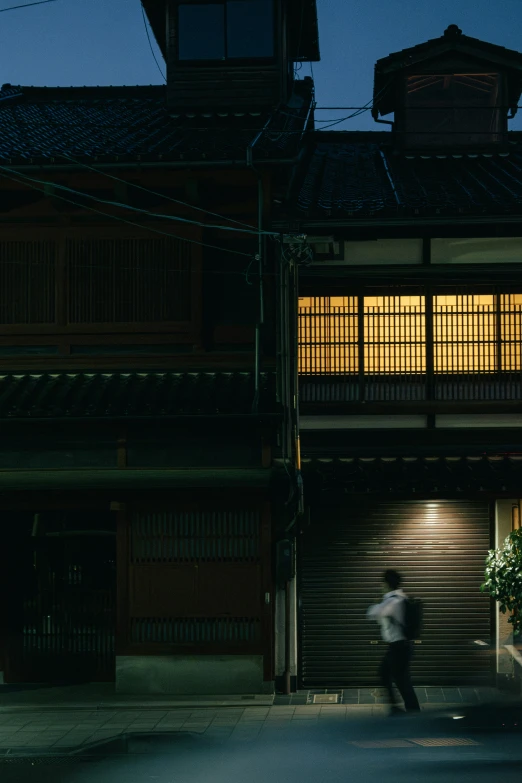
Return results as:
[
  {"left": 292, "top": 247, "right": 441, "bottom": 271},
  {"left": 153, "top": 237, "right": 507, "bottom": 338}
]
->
[{"left": 298, "top": 499, "right": 493, "bottom": 687}]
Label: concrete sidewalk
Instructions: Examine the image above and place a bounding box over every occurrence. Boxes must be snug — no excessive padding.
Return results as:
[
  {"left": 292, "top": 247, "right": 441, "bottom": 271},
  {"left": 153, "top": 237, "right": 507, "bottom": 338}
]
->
[
  {"left": 0, "top": 683, "right": 500, "bottom": 710},
  {"left": 0, "top": 683, "right": 503, "bottom": 755},
  {"left": 0, "top": 702, "right": 456, "bottom": 754},
  {"left": 0, "top": 683, "right": 274, "bottom": 710}
]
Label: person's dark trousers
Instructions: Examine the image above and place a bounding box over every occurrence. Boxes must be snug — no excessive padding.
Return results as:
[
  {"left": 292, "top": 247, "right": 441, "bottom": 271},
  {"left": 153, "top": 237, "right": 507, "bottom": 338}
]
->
[{"left": 379, "top": 639, "right": 420, "bottom": 712}]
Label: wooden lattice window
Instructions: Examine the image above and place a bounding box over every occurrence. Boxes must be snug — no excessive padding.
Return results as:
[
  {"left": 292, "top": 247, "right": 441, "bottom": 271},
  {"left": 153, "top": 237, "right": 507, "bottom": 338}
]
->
[
  {"left": 0, "top": 241, "right": 56, "bottom": 324},
  {"left": 66, "top": 237, "right": 191, "bottom": 324},
  {"left": 299, "top": 292, "right": 522, "bottom": 375}
]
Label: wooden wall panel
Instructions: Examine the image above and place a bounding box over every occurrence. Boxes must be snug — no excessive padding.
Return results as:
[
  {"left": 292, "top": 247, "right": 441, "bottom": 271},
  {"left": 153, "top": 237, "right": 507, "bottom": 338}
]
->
[
  {"left": 0, "top": 241, "right": 56, "bottom": 325},
  {"left": 122, "top": 504, "right": 271, "bottom": 657}
]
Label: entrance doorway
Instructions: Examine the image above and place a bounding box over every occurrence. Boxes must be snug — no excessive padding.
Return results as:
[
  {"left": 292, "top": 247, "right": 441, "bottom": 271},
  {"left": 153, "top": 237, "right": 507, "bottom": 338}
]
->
[{"left": 2, "top": 510, "right": 116, "bottom": 683}]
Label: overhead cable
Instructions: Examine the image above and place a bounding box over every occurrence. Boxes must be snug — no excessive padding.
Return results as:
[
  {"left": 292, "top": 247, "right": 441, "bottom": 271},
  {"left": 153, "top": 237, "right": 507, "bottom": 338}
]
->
[
  {"left": 59, "top": 153, "right": 258, "bottom": 231},
  {"left": 0, "top": 165, "right": 255, "bottom": 258},
  {"left": 141, "top": 2, "right": 166, "bottom": 83},
  {"left": 0, "top": 0, "right": 58, "bottom": 12},
  {"left": 0, "top": 163, "right": 278, "bottom": 237}
]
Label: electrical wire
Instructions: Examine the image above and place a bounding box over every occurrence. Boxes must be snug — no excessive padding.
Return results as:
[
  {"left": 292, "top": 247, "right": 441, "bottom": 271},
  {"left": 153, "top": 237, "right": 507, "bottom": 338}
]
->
[
  {"left": 312, "top": 88, "right": 389, "bottom": 132},
  {"left": 0, "top": 166, "right": 256, "bottom": 259},
  {"left": 0, "top": 169, "right": 311, "bottom": 276},
  {"left": 1, "top": 175, "right": 302, "bottom": 285},
  {"left": 313, "top": 105, "right": 522, "bottom": 110},
  {"left": 0, "top": 163, "right": 278, "bottom": 238},
  {"left": 0, "top": 173, "right": 307, "bottom": 277},
  {"left": 0, "top": 0, "right": 57, "bottom": 12},
  {"left": 59, "top": 153, "right": 259, "bottom": 232},
  {"left": 141, "top": 2, "right": 166, "bottom": 83}
]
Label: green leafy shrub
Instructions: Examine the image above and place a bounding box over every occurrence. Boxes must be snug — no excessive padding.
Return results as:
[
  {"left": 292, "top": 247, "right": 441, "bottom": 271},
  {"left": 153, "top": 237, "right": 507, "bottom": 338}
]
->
[{"left": 481, "top": 529, "right": 522, "bottom": 639}]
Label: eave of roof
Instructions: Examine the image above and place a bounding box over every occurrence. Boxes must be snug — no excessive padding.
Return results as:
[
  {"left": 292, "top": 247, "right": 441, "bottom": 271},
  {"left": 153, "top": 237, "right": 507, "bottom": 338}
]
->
[
  {"left": 0, "top": 80, "right": 313, "bottom": 166},
  {"left": 373, "top": 27, "right": 522, "bottom": 118},
  {"left": 275, "top": 130, "right": 522, "bottom": 224},
  {"left": 0, "top": 372, "right": 279, "bottom": 419}
]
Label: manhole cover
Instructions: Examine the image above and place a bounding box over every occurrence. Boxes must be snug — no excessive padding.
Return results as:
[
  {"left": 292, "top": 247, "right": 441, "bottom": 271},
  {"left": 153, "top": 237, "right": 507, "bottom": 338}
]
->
[
  {"left": 409, "top": 738, "right": 481, "bottom": 747},
  {"left": 0, "top": 756, "right": 96, "bottom": 765},
  {"left": 313, "top": 694, "right": 339, "bottom": 704},
  {"left": 351, "top": 740, "right": 414, "bottom": 748}
]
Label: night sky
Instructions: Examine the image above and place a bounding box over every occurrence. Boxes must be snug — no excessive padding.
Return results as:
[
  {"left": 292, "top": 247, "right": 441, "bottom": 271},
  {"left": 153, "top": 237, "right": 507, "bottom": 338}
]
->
[{"left": 1, "top": 0, "right": 521, "bottom": 130}]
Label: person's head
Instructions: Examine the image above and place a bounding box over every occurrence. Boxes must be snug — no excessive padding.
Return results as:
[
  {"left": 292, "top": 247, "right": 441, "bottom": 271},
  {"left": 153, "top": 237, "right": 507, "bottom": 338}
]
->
[{"left": 383, "top": 569, "right": 401, "bottom": 591}]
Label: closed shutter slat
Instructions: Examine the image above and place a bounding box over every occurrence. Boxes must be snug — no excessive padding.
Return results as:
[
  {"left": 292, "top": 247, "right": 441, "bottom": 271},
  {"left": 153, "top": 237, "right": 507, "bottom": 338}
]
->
[{"left": 298, "top": 500, "right": 493, "bottom": 687}]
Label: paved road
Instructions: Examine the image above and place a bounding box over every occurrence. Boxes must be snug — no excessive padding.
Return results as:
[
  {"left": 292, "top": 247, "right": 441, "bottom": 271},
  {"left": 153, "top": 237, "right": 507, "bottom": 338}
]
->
[{"left": 0, "top": 703, "right": 520, "bottom": 783}]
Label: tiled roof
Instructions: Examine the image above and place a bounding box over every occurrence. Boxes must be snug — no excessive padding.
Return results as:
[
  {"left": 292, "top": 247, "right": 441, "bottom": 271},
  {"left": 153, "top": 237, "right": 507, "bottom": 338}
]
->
[
  {"left": 375, "top": 25, "right": 522, "bottom": 73},
  {"left": 284, "top": 131, "right": 522, "bottom": 220},
  {"left": 0, "top": 372, "right": 278, "bottom": 418},
  {"left": 0, "top": 81, "right": 312, "bottom": 164},
  {"left": 373, "top": 26, "right": 522, "bottom": 117},
  {"left": 301, "top": 455, "right": 522, "bottom": 494}
]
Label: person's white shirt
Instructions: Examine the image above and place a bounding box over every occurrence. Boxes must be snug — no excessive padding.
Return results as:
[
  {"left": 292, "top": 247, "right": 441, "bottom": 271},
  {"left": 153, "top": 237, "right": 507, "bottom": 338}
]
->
[{"left": 367, "top": 589, "right": 407, "bottom": 643}]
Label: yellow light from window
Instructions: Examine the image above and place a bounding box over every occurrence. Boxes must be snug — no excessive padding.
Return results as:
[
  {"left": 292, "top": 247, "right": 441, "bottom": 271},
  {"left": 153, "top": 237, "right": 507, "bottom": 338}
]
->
[{"left": 298, "top": 294, "right": 522, "bottom": 375}]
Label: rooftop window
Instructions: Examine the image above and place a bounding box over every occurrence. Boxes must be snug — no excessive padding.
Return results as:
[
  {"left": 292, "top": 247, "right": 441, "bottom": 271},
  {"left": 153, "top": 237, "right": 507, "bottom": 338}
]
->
[
  {"left": 178, "top": 0, "right": 275, "bottom": 61},
  {"left": 402, "top": 72, "right": 502, "bottom": 147}
]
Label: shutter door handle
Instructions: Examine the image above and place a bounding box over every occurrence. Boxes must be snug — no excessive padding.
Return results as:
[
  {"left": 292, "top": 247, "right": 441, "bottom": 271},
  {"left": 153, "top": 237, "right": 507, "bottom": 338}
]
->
[{"left": 370, "top": 640, "right": 379, "bottom": 645}]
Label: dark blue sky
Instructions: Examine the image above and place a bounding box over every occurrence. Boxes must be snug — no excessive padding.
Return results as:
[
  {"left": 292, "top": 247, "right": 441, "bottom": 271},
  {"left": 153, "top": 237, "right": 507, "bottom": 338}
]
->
[{"left": 2, "top": 0, "right": 522, "bottom": 130}]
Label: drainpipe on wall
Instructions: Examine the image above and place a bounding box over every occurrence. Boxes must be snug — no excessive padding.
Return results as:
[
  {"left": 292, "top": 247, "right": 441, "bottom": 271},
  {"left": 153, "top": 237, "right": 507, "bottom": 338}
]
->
[
  {"left": 246, "top": 115, "right": 274, "bottom": 413},
  {"left": 280, "top": 243, "right": 305, "bottom": 695},
  {"left": 293, "top": 259, "right": 304, "bottom": 518}
]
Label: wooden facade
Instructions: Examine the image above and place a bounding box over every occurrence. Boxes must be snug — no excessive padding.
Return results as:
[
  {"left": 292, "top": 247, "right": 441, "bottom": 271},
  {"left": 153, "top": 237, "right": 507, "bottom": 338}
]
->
[
  {"left": 0, "top": 167, "right": 274, "bottom": 371},
  {"left": 0, "top": 154, "right": 288, "bottom": 689},
  {"left": 273, "top": 27, "right": 522, "bottom": 689}
]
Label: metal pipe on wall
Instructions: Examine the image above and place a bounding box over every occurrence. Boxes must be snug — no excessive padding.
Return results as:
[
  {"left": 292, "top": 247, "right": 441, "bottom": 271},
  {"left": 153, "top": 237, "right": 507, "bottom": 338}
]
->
[
  {"left": 246, "top": 116, "right": 272, "bottom": 413},
  {"left": 284, "top": 577, "right": 292, "bottom": 695}
]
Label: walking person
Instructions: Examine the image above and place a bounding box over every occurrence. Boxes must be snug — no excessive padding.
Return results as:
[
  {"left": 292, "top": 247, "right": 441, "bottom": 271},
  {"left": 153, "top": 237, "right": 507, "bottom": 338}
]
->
[{"left": 367, "top": 569, "right": 421, "bottom": 715}]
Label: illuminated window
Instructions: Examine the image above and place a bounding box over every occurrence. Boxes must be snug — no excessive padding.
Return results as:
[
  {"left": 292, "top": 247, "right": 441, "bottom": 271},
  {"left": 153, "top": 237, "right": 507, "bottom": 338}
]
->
[
  {"left": 298, "top": 292, "right": 522, "bottom": 375},
  {"left": 298, "top": 295, "right": 425, "bottom": 375},
  {"left": 501, "top": 293, "right": 522, "bottom": 371},
  {"left": 298, "top": 296, "right": 358, "bottom": 374},
  {"left": 434, "top": 294, "right": 496, "bottom": 373},
  {"left": 364, "top": 296, "right": 425, "bottom": 374}
]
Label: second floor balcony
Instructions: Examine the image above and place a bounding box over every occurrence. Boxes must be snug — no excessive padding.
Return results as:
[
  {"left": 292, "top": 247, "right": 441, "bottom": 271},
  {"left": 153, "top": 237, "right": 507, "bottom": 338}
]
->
[{"left": 298, "top": 290, "right": 522, "bottom": 410}]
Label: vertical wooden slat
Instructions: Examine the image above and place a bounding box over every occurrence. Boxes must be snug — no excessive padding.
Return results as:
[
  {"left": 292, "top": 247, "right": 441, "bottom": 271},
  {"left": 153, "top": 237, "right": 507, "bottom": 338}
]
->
[
  {"left": 358, "top": 292, "right": 365, "bottom": 402},
  {"left": 425, "top": 287, "right": 434, "bottom": 400},
  {"left": 0, "top": 241, "right": 55, "bottom": 325},
  {"left": 116, "top": 505, "right": 129, "bottom": 656},
  {"left": 66, "top": 237, "right": 192, "bottom": 324}
]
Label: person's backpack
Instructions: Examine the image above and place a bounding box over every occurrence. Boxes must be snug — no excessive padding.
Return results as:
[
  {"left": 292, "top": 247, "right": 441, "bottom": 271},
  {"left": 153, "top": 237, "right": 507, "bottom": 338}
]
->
[{"left": 402, "top": 597, "right": 423, "bottom": 641}]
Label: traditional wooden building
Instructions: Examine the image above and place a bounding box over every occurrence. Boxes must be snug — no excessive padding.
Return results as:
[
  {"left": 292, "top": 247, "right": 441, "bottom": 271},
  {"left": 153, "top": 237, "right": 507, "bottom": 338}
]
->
[
  {"left": 0, "top": 0, "right": 320, "bottom": 694},
  {"left": 275, "top": 25, "right": 522, "bottom": 691}
]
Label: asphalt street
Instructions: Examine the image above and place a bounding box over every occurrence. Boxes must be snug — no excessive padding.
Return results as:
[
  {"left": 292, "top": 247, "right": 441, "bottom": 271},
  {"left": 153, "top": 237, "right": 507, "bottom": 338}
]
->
[{"left": 0, "top": 702, "right": 521, "bottom": 783}]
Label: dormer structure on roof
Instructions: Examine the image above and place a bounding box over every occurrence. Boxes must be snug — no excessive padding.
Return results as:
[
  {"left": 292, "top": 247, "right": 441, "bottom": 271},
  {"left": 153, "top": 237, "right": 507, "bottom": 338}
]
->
[
  {"left": 143, "top": 0, "right": 320, "bottom": 112},
  {"left": 372, "top": 24, "right": 522, "bottom": 152}
]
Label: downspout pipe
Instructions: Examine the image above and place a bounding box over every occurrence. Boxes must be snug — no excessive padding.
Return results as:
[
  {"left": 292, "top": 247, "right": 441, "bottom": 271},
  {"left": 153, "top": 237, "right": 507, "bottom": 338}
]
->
[
  {"left": 293, "top": 259, "right": 304, "bottom": 517},
  {"left": 247, "top": 115, "right": 274, "bottom": 414}
]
